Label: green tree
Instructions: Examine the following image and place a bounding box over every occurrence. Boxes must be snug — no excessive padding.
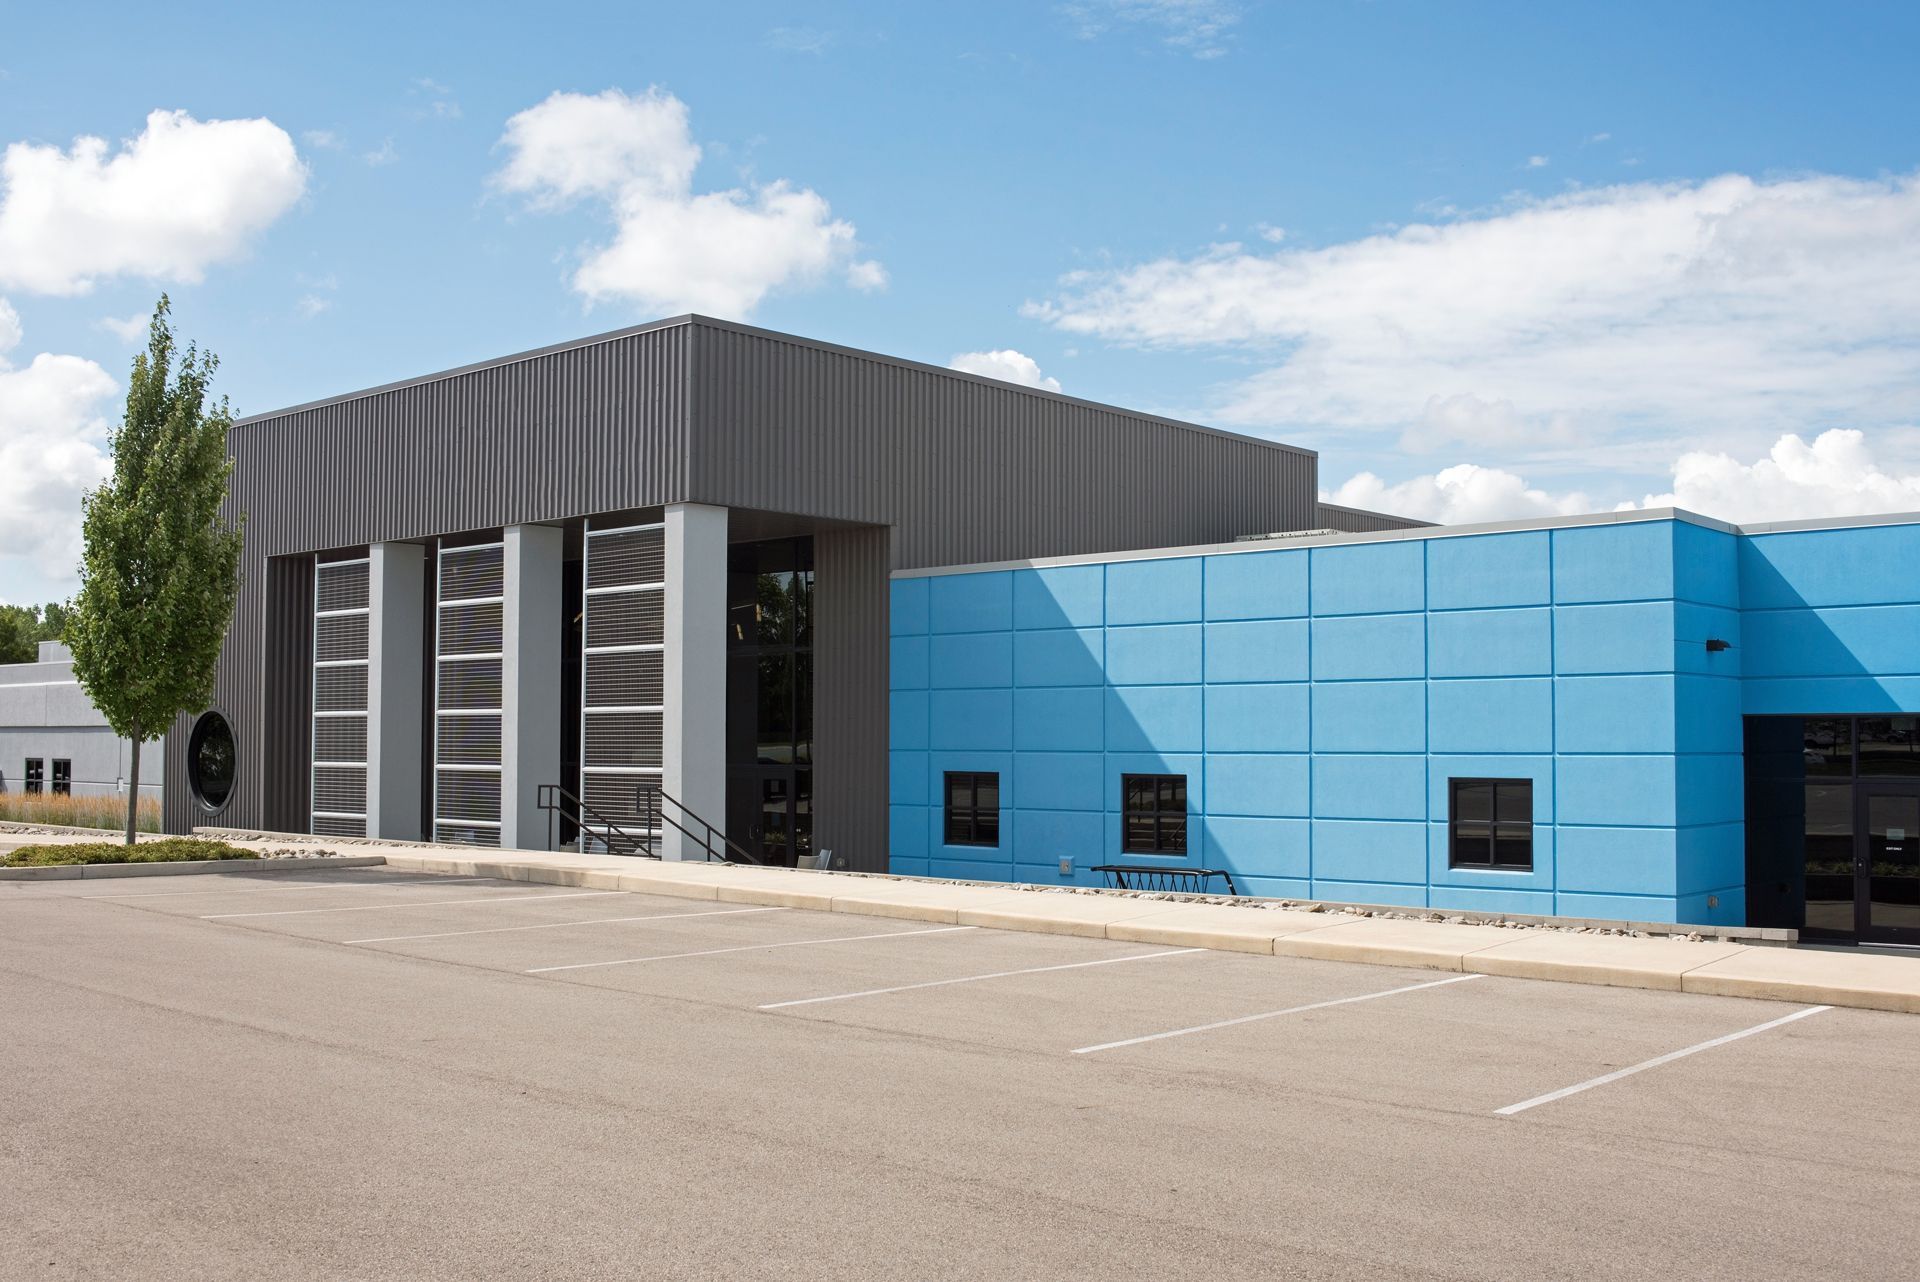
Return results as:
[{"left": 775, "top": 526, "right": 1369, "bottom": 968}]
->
[
  {"left": 67, "top": 297, "right": 243, "bottom": 845},
  {"left": 0, "top": 607, "right": 34, "bottom": 665}
]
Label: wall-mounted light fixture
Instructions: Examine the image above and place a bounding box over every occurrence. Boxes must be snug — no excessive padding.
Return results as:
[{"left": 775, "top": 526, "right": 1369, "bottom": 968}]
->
[{"left": 1705, "top": 638, "right": 1731, "bottom": 652}]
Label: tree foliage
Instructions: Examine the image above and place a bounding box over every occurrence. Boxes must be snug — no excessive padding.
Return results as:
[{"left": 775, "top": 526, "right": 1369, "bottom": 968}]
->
[
  {"left": 67, "top": 296, "right": 243, "bottom": 843},
  {"left": 0, "top": 603, "right": 71, "bottom": 665}
]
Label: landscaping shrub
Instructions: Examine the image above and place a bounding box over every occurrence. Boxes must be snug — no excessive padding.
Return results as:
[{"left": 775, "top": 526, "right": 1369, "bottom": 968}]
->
[{"left": 1, "top": 838, "right": 256, "bottom": 867}]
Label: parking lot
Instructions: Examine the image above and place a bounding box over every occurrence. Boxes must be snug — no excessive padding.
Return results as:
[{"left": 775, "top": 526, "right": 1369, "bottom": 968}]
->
[{"left": 5, "top": 866, "right": 1920, "bottom": 1281}]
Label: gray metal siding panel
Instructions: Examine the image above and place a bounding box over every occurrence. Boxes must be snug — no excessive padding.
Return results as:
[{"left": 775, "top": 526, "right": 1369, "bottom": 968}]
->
[
  {"left": 812, "top": 525, "right": 890, "bottom": 872},
  {"left": 1314, "top": 501, "right": 1432, "bottom": 534}
]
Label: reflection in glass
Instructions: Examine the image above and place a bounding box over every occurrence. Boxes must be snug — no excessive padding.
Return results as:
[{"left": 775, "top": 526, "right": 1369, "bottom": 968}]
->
[
  {"left": 1801, "top": 717, "right": 1853, "bottom": 777},
  {"left": 1859, "top": 716, "right": 1920, "bottom": 777},
  {"left": 1803, "top": 782, "right": 1854, "bottom": 934},
  {"left": 1865, "top": 792, "right": 1920, "bottom": 934}
]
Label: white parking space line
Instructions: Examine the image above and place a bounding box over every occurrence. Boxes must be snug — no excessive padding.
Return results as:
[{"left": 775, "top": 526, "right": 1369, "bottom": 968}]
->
[
  {"left": 1494, "top": 1004, "right": 1833, "bottom": 1117},
  {"left": 759, "top": 948, "right": 1207, "bottom": 1010},
  {"left": 202, "top": 890, "right": 626, "bottom": 920},
  {"left": 344, "top": 906, "right": 786, "bottom": 945},
  {"left": 1071, "top": 974, "right": 1486, "bottom": 1055},
  {"left": 527, "top": 925, "right": 977, "bottom": 974},
  {"left": 83, "top": 878, "right": 494, "bottom": 899}
]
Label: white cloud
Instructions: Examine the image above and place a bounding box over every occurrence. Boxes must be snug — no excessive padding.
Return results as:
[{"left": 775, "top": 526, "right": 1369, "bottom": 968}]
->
[
  {"left": 1063, "top": 1, "right": 1243, "bottom": 58},
  {"left": 0, "top": 299, "right": 116, "bottom": 587},
  {"left": 1525, "top": 154, "right": 1549, "bottom": 168},
  {"left": 1324, "top": 463, "right": 1592, "bottom": 525},
  {"left": 1256, "top": 223, "right": 1286, "bottom": 243},
  {"left": 1028, "top": 171, "right": 1920, "bottom": 477},
  {"left": 303, "top": 129, "right": 345, "bottom": 151},
  {"left": 493, "top": 87, "right": 882, "bottom": 317},
  {"left": 0, "top": 109, "right": 307, "bottom": 296},
  {"left": 296, "top": 294, "right": 331, "bottom": 318},
  {"left": 97, "top": 312, "right": 149, "bottom": 341},
  {"left": 766, "top": 27, "right": 834, "bottom": 54},
  {"left": 363, "top": 138, "right": 398, "bottom": 167},
  {"left": 412, "top": 78, "right": 462, "bottom": 121},
  {"left": 949, "top": 349, "right": 1062, "bottom": 392}
]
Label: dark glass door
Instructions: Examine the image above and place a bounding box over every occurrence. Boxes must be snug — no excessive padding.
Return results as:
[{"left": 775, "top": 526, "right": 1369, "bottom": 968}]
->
[
  {"left": 724, "top": 537, "right": 814, "bottom": 867},
  {"left": 1859, "top": 784, "right": 1920, "bottom": 945}
]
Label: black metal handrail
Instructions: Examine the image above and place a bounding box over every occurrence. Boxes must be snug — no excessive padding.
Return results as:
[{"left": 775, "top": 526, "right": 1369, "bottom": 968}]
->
[
  {"left": 536, "top": 783, "right": 661, "bottom": 858},
  {"left": 1091, "top": 864, "right": 1239, "bottom": 895},
  {"left": 636, "top": 784, "right": 761, "bottom": 865}
]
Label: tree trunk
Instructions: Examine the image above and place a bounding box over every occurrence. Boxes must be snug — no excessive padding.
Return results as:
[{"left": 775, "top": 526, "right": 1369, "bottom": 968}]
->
[{"left": 124, "top": 725, "right": 141, "bottom": 848}]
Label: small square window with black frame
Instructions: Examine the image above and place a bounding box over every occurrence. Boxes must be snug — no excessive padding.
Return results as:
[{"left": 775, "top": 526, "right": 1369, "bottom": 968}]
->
[
  {"left": 23, "top": 758, "right": 42, "bottom": 796},
  {"left": 943, "top": 771, "right": 1000, "bottom": 847},
  {"left": 1449, "top": 778, "right": 1533, "bottom": 870},
  {"left": 1121, "top": 773, "right": 1188, "bottom": 855},
  {"left": 51, "top": 760, "right": 71, "bottom": 796}
]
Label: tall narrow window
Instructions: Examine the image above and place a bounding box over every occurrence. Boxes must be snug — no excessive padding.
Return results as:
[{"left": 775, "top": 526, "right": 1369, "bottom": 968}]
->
[
  {"left": 51, "top": 760, "right": 71, "bottom": 796},
  {"left": 1449, "top": 778, "right": 1534, "bottom": 869},
  {"left": 23, "top": 758, "right": 42, "bottom": 795},
  {"left": 1121, "top": 774, "right": 1187, "bottom": 854},
  {"left": 944, "top": 771, "right": 1000, "bottom": 847}
]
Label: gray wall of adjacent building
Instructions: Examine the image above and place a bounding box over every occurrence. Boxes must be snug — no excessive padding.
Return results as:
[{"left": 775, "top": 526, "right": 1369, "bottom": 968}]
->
[
  {"left": 0, "top": 643, "right": 162, "bottom": 801},
  {"left": 165, "top": 316, "right": 1321, "bottom": 866}
]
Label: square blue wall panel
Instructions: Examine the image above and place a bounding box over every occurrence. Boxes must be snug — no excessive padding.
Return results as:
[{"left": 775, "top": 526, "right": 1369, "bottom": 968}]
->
[
  {"left": 1014, "top": 628, "right": 1105, "bottom": 687},
  {"left": 1013, "top": 808, "right": 1104, "bottom": 868},
  {"left": 889, "top": 635, "right": 929, "bottom": 690},
  {"left": 1739, "top": 524, "right": 1920, "bottom": 610},
  {"left": 1105, "top": 686, "right": 1204, "bottom": 753},
  {"left": 1312, "top": 819, "right": 1427, "bottom": 884},
  {"left": 1426, "top": 756, "right": 1554, "bottom": 823},
  {"left": 928, "top": 689, "right": 1013, "bottom": 750},
  {"left": 1013, "top": 687, "right": 1103, "bottom": 752},
  {"left": 1427, "top": 679, "right": 1553, "bottom": 755},
  {"left": 1429, "top": 885, "right": 1556, "bottom": 915},
  {"left": 1204, "top": 549, "right": 1309, "bottom": 621},
  {"left": 1311, "top": 880, "right": 1430, "bottom": 909},
  {"left": 1312, "top": 756, "right": 1425, "bottom": 820},
  {"left": 1311, "top": 681, "right": 1425, "bottom": 754},
  {"left": 1674, "top": 522, "right": 1739, "bottom": 608},
  {"left": 889, "top": 803, "right": 930, "bottom": 861},
  {"left": 1311, "top": 613, "right": 1425, "bottom": 680},
  {"left": 1555, "top": 675, "right": 1676, "bottom": 754},
  {"left": 1106, "top": 623, "right": 1203, "bottom": 685},
  {"left": 1311, "top": 542, "right": 1425, "bottom": 616},
  {"left": 929, "top": 571, "right": 1013, "bottom": 633},
  {"left": 1676, "top": 754, "right": 1744, "bottom": 826},
  {"left": 1425, "top": 532, "right": 1551, "bottom": 610},
  {"left": 1677, "top": 822, "right": 1745, "bottom": 896},
  {"left": 1013, "top": 751, "right": 1104, "bottom": 812},
  {"left": 890, "top": 578, "right": 929, "bottom": 637},
  {"left": 1204, "top": 619, "right": 1309, "bottom": 683},
  {"left": 1554, "top": 602, "right": 1676, "bottom": 674},
  {"left": 1552, "top": 521, "right": 1675, "bottom": 604},
  {"left": 1106, "top": 558, "right": 1203, "bottom": 625},
  {"left": 1206, "top": 683, "right": 1310, "bottom": 753},
  {"left": 890, "top": 690, "right": 929, "bottom": 750},
  {"left": 1556, "top": 756, "right": 1676, "bottom": 827},
  {"left": 928, "top": 631, "right": 1012, "bottom": 688},
  {"left": 930, "top": 857, "right": 1013, "bottom": 881},
  {"left": 1675, "top": 676, "right": 1743, "bottom": 754},
  {"left": 1675, "top": 603, "right": 1743, "bottom": 676},
  {"left": 1426, "top": 821, "right": 1554, "bottom": 891},
  {"left": 1554, "top": 891, "right": 1680, "bottom": 924},
  {"left": 1204, "top": 816, "right": 1310, "bottom": 879},
  {"left": 1013, "top": 564, "right": 1104, "bottom": 630},
  {"left": 1743, "top": 604, "right": 1920, "bottom": 679},
  {"left": 1555, "top": 825, "right": 1678, "bottom": 895},
  {"left": 1207, "top": 753, "right": 1311, "bottom": 817},
  {"left": 889, "top": 751, "right": 928, "bottom": 805},
  {"left": 1427, "top": 608, "right": 1551, "bottom": 678}
]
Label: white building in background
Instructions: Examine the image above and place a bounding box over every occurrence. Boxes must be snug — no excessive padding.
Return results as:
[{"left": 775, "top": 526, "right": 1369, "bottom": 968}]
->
[{"left": 0, "top": 641, "right": 161, "bottom": 801}]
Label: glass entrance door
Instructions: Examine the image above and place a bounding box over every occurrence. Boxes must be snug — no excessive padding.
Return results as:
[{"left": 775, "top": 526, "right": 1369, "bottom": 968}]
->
[{"left": 1859, "top": 785, "right": 1920, "bottom": 944}]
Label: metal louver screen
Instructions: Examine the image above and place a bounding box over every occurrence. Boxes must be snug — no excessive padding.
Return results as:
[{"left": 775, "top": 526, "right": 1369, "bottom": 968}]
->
[
  {"left": 581, "top": 523, "right": 668, "bottom": 830},
  {"left": 435, "top": 537, "right": 506, "bottom": 847},
  {"left": 313, "top": 765, "right": 368, "bottom": 815},
  {"left": 315, "top": 562, "right": 369, "bottom": 612},
  {"left": 436, "top": 659, "right": 503, "bottom": 710},
  {"left": 584, "top": 711, "right": 663, "bottom": 769},
  {"left": 315, "top": 665, "right": 369, "bottom": 711},
  {"left": 439, "top": 601, "right": 504, "bottom": 655},
  {"left": 314, "top": 814, "right": 368, "bottom": 838},
  {"left": 314, "top": 613, "right": 370, "bottom": 662},
  {"left": 583, "top": 772, "right": 652, "bottom": 826},
  {"left": 312, "top": 557, "right": 370, "bottom": 835},
  {"left": 439, "top": 545, "right": 505, "bottom": 600},
  {"left": 585, "top": 590, "right": 665, "bottom": 648},
  {"left": 436, "top": 715, "right": 503, "bottom": 765},
  {"left": 435, "top": 770, "right": 500, "bottom": 822},
  {"left": 435, "top": 822, "right": 501, "bottom": 848},
  {"left": 585, "top": 650, "right": 664, "bottom": 708},
  {"left": 313, "top": 717, "right": 369, "bottom": 763},
  {"left": 584, "top": 528, "right": 664, "bottom": 590}
]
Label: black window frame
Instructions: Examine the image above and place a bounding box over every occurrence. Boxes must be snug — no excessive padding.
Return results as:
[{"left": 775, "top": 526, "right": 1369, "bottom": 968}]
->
[
  {"left": 1121, "top": 773, "right": 1188, "bottom": 855},
  {"left": 23, "top": 757, "right": 42, "bottom": 796},
  {"left": 50, "top": 759, "right": 71, "bottom": 796},
  {"left": 943, "top": 771, "right": 1001, "bottom": 848},
  {"left": 1448, "top": 777, "right": 1534, "bottom": 870}
]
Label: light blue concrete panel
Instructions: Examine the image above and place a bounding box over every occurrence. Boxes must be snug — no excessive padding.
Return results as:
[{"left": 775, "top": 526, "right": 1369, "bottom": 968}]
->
[
  {"left": 1676, "top": 754, "right": 1744, "bottom": 826},
  {"left": 1674, "top": 522, "right": 1739, "bottom": 608},
  {"left": 1014, "top": 628, "right": 1105, "bottom": 687},
  {"left": 1236, "top": 876, "right": 1314, "bottom": 899},
  {"left": 1674, "top": 603, "right": 1743, "bottom": 676},
  {"left": 1106, "top": 558, "right": 1203, "bottom": 626},
  {"left": 1105, "top": 686, "right": 1204, "bottom": 753},
  {"left": 1426, "top": 821, "right": 1554, "bottom": 891},
  {"left": 1311, "top": 879, "right": 1430, "bottom": 909},
  {"left": 1675, "top": 676, "right": 1743, "bottom": 754},
  {"left": 1553, "top": 602, "right": 1676, "bottom": 674},
  {"left": 890, "top": 690, "right": 928, "bottom": 750},
  {"left": 1429, "top": 885, "right": 1556, "bottom": 915},
  {"left": 1204, "top": 619, "right": 1309, "bottom": 683},
  {"left": 890, "top": 577, "right": 929, "bottom": 637},
  {"left": 1106, "top": 623, "right": 1203, "bottom": 686},
  {"left": 1676, "top": 887, "right": 1744, "bottom": 927},
  {"left": 1677, "top": 822, "right": 1745, "bottom": 896},
  {"left": 1555, "top": 825, "right": 1678, "bottom": 895},
  {"left": 1207, "top": 753, "right": 1311, "bottom": 817},
  {"left": 1204, "top": 549, "right": 1309, "bottom": 621},
  {"left": 1312, "top": 756, "right": 1426, "bottom": 820},
  {"left": 1427, "top": 608, "right": 1551, "bottom": 678},
  {"left": 1311, "top": 681, "right": 1425, "bottom": 754},
  {"left": 1426, "top": 756, "right": 1554, "bottom": 822},
  {"left": 889, "top": 857, "right": 930, "bottom": 879},
  {"left": 1311, "top": 541, "right": 1425, "bottom": 617},
  {"left": 1426, "top": 679, "right": 1552, "bottom": 754},
  {"left": 1012, "top": 808, "right": 1105, "bottom": 868},
  {"left": 930, "top": 858, "right": 1013, "bottom": 881},
  {"left": 1103, "top": 754, "right": 1205, "bottom": 813},
  {"left": 1203, "top": 816, "right": 1310, "bottom": 879},
  {"left": 1555, "top": 675, "right": 1676, "bottom": 754},
  {"left": 1012, "top": 860, "right": 1088, "bottom": 887},
  {"left": 928, "top": 689, "right": 1013, "bottom": 751},
  {"left": 1739, "top": 524, "right": 1920, "bottom": 609},
  {"left": 1553, "top": 890, "right": 1680, "bottom": 924},
  {"left": 1742, "top": 605, "right": 1920, "bottom": 679},
  {"left": 1556, "top": 757, "right": 1676, "bottom": 827},
  {"left": 889, "top": 803, "right": 930, "bottom": 861},
  {"left": 1013, "top": 687, "right": 1103, "bottom": 752},
  {"left": 1013, "top": 751, "right": 1104, "bottom": 812},
  {"left": 929, "top": 571, "right": 1013, "bottom": 634},
  {"left": 889, "top": 751, "right": 928, "bottom": 805},
  {"left": 928, "top": 631, "right": 1012, "bottom": 688},
  {"left": 1311, "top": 613, "right": 1425, "bottom": 680},
  {"left": 1312, "top": 819, "right": 1428, "bottom": 884},
  {"left": 1552, "top": 521, "right": 1674, "bottom": 604},
  {"left": 1207, "top": 683, "right": 1311, "bottom": 753},
  {"left": 889, "top": 635, "right": 929, "bottom": 691},
  {"left": 1013, "top": 564, "right": 1104, "bottom": 630},
  {"left": 1425, "top": 532, "right": 1551, "bottom": 610},
  {"left": 1743, "top": 675, "right": 1920, "bottom": 716}
]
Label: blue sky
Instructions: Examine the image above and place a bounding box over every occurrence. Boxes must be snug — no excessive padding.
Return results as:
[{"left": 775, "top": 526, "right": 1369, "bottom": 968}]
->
[{"left": 3, "top": 0, "right": 1920, "bottom": 603}]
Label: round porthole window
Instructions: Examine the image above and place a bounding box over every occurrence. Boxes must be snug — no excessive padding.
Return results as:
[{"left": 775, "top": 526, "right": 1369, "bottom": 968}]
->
[{"left": 187, "top": 711, "right": 236, "bottom": 812}]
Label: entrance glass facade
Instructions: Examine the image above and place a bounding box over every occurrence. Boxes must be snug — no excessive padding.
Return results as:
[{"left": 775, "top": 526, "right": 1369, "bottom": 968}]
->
[{"left": 726, "top": 538, "right": 814, "bottom": 866}]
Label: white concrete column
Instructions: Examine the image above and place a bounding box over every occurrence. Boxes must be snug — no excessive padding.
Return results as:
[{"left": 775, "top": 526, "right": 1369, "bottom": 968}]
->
[
  {"left": 501, "top": 523, "right": 564, "bottom": 850},
  {"left": 367, "top": 542, "right": 425, "bottom": 841},
  {"left": 663, "top": 503, "right": 728, "bottom": 860}
]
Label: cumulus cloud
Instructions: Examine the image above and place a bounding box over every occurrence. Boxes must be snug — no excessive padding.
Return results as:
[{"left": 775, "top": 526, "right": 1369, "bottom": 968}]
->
[
  {"left": 1063, "top": 1, "right": 1243, "bottom": 58},
  {"left": 0, "top": 299, "right": 116, "bottom": 585},
  {"left": 0, "top": 109, "right": 307, "bottom": 295},
  {"left": 1325, "top": 463, "right": 1593, "bottom": 526},
  {"left": 493, "top": 87, "right": 882, "bottom": 317},
  {"left": 97, "top": 312, "right": 149, "bottom": 341},
  {"left": 1028, "top": 171, "right": 1920, "bottom": 472},
  {"left": 949, "top": 349, "right": 1062, "bottom": 392}
]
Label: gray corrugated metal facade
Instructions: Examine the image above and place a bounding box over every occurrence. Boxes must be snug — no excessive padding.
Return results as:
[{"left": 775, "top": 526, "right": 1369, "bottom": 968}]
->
[
  {"left": 165, "top": 316, "right": 1326, "bottom": 866},
  {"left": 1314, "top": 501, "right": 1432, "bottom": 534}
]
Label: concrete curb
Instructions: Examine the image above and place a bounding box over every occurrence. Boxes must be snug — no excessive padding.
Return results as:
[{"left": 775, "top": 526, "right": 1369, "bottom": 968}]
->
[{"left": 0, "top": 855, "right": 388, "bottom": 881}]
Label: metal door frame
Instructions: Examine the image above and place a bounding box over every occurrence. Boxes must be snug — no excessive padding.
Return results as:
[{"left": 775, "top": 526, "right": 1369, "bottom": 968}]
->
[{"left": 1853, "top": 779, "right": 1920, "bottom": 946}]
